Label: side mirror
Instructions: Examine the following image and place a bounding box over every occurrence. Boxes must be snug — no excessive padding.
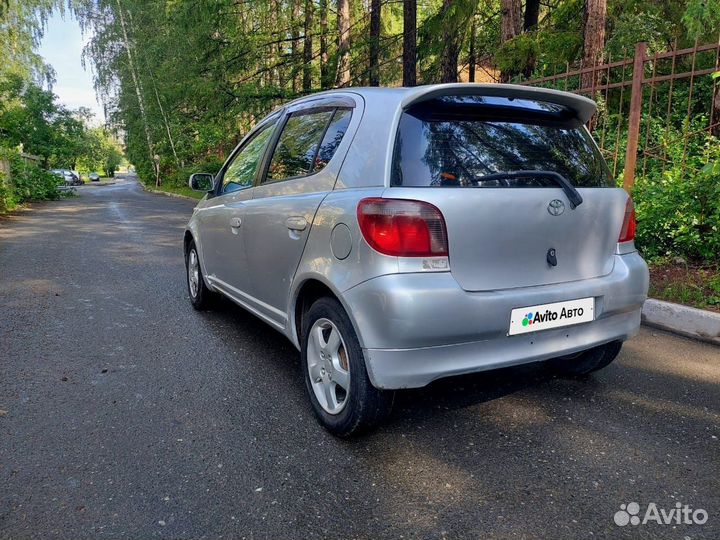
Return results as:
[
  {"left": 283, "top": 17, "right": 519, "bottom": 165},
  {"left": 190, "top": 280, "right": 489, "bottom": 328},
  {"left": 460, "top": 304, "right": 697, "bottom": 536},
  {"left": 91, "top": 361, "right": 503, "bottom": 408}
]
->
[{"left": 189, "top": 172, "right": 214, "bottom": 192}]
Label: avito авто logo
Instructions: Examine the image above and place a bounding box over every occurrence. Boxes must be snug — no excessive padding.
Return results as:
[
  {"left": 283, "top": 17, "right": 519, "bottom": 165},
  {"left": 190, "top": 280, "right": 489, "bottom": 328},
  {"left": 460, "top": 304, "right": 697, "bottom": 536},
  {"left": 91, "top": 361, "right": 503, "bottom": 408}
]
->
[{"left": 522, "top": 306, "right": 586, "bottom": 327}]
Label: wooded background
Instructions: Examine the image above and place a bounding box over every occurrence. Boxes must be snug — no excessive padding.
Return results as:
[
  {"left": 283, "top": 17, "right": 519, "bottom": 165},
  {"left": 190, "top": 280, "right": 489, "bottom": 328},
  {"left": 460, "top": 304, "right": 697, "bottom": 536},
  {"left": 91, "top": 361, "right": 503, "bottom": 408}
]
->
[
  {"left": 64, "top": 0, "right": 717, "bottom": 182},
  {"left": 2, "top": 0, "right": 719, "bottom": 262}
]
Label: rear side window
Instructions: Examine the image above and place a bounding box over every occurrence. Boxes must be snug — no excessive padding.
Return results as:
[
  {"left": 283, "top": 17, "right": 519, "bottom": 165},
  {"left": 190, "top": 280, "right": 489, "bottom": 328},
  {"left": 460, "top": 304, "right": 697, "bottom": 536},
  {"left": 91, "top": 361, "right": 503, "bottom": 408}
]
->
[
  {"left": 391, "top": 96, "right": 611, "bottom": 188},
  {"left": 265, "top": 107, "right": 352, "bottom": 182},
  {"left": 313, "top": 108, "right": 352, "bottom": 172}
]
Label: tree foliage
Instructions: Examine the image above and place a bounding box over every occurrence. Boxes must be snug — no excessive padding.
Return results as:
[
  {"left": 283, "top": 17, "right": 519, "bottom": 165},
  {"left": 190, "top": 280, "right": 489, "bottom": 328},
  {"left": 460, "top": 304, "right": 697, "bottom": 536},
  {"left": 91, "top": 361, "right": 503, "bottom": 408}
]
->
[
  {"left": 0, "top": 0, "right": 57, "bottom": 84},
  {"left": 2, "top": 0, "right": 718, "bottom": 261},
  {"left": 0, "top": 148, "right": 64, "bottom": 212},
  {"left": 73, "top": 0, "right": 712, "bottom": 186},
  {"left": 0, "top": 72, "right": 121, "bottom": 170}
]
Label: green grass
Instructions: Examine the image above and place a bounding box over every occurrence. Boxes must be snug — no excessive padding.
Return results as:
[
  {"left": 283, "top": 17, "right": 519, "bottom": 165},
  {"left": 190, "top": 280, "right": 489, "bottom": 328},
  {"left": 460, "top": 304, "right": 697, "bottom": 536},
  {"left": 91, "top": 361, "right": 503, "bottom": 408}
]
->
[{"left": 649, "top": 261, "right": 720, "bottom": 312}]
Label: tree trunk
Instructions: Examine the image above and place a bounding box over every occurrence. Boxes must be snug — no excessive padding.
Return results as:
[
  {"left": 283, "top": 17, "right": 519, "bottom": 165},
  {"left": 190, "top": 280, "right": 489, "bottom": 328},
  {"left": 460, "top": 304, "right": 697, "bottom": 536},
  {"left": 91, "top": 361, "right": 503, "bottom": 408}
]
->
[
  {"left": 440, "top": 0, "right": 460, "bottom": 83},
  {"left": 291, "top": 0, "right": 301, "bottom": 93},
  {"left": 335, "top": 0, "right": 351, "bottom": 87},
  {"left": 150, "top": 73, "right": 179, "bottom": 168},
  {"left": 468, "top": 17, "right": 476, "bottom": 82},
  {"left": 523, "top": 0, "right": 540, "bottom": 31},
  {"left": 273, "top": 0, "right": 285, "bottom": 90},
  {"left": 402, "top": 0, "right": 416, "bottom": 86},
  {"left": 581, "top": 0, "right": 606, "bottom": 91},
  {"left": 303, "top": 0, "right": 314, "bottom": 92},
  {"left": 500, "top": 0, "right": 522, "bottom": 43},
  {"left": 126, "top": 9, "right": 180, "bottom": 168},
  {"left": 319, "top": 0, "right": 329, "bottom": 88},
  {"left": 712, "top": 85, "right": 720, "bottom": 137},
  {"left": 521, "top": 0, "right": 540, "bottom": 78},
  {"left": 369, "top": 0, "right": 381, "bottom": 86},
  {"left": 500, "top": 0, "right": 522, "bottom": 82},
  {"left": 115, "top": 0, "right": 154, "bottom": 181}
]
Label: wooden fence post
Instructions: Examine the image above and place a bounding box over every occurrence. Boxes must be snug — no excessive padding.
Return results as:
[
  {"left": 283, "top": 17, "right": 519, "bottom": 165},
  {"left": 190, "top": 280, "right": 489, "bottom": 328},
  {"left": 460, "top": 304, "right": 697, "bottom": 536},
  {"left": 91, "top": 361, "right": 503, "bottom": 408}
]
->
[{"left": 623, "top": 42, "right": 647, "bottom": 192}]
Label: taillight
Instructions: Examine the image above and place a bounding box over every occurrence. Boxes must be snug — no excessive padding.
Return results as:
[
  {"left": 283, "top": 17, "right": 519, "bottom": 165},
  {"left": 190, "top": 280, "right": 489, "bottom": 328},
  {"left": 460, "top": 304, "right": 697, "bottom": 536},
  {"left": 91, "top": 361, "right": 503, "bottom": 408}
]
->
[
  {"left": 618, "top": 197, "right": 636, "bottom": 243},
  {"left": 357, "top": 198, "right": 449, "bottom": 257}
]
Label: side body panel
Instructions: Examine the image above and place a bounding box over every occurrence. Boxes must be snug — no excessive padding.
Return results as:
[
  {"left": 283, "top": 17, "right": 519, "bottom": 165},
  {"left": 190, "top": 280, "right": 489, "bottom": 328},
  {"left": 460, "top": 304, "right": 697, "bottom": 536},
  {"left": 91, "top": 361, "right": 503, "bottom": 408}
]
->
[
  {"left": 287, "top": 187, "right": 392, "bottom": 347},
  {"left": 242, "top": 181, "right": 332, "bottom": 328},
  {"left": 241, "top": 94, "right": 366, "bottom": 329}
]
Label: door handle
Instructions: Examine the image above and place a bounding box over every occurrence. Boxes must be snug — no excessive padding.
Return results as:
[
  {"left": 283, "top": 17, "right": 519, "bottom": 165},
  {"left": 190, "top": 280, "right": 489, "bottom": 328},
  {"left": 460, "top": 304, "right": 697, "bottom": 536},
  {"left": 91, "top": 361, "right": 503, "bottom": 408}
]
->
[
  {"left": 286, "top": 216, "right": 307, "bottom": 231},
  {"left": 230, "top": 217, "right": 242, "bottom": 228}
]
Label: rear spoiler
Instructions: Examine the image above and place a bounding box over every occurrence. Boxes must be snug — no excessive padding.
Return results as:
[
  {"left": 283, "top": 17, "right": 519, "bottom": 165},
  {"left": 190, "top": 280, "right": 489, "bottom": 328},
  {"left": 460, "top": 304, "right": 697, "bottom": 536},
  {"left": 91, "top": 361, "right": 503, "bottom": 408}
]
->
[{"left": 400, "top": 83, "right": 597, "bottom": 124}]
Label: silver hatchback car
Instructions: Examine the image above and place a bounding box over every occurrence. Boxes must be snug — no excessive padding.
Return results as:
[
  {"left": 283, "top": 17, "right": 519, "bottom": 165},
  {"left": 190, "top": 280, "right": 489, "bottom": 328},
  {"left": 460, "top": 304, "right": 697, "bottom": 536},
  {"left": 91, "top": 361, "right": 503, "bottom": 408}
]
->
[{"left": 184, "top": 83, "right": 649, "bottom": 436}]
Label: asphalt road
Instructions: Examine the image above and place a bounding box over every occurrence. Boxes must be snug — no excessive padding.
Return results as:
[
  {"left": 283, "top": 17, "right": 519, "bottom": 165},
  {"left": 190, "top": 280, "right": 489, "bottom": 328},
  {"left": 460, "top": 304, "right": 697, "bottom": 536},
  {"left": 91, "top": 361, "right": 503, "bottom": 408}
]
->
[{"left": 1, "top": 177, "right": 719, "bottom": 539}]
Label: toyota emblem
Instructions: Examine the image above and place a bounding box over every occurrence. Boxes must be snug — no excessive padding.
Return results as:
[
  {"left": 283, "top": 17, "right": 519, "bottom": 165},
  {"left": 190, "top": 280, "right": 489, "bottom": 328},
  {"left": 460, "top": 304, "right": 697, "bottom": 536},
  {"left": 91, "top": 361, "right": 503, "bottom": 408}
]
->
[{"left": 547, "top": 199, "right": 565, "bottom": 216}]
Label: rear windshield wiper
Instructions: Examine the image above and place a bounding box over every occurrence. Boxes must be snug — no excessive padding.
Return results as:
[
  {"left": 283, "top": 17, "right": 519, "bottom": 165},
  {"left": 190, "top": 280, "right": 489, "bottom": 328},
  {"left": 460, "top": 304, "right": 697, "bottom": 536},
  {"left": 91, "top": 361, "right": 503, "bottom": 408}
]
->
[{"left": 473, "top": 170, "right": 584, "bottom": 209}]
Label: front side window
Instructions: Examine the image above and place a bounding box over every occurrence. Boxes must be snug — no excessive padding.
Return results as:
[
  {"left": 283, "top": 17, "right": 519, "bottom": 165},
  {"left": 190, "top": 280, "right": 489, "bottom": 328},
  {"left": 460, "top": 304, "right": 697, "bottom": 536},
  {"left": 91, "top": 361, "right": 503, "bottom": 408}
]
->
[
  {"left": 222, "top": 119, "right": 277, "bottom": 194},
  {"left": 391, "top": 97, "right": 611, "bottom": 188}
]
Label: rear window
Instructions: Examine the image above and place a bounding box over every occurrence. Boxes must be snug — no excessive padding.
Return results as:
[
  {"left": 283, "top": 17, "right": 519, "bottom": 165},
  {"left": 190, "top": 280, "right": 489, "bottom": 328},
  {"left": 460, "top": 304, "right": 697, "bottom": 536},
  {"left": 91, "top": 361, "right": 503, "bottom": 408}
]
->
[{"left": 391, "top": 96, "right": 611, "bottom": 188}]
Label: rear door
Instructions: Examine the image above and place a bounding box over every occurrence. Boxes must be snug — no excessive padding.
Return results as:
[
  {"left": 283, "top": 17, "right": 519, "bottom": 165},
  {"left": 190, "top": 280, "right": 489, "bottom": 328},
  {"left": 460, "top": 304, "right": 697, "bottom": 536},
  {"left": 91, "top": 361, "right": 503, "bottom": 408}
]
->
[
  {"left": 241, "top": 98, "right": 357, "bottom": 326},
  {"left": 389, "top": 95, "right": 627, "bottom": 292}
]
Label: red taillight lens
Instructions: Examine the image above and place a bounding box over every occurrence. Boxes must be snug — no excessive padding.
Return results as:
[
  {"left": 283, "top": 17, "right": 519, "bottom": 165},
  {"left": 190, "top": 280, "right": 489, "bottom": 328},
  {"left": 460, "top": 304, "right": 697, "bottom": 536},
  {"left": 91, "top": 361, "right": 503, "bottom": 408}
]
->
[
  {"left": 357, "top": 198, "right": 449, "bottom": 257},
  {"left": 618, "top": 197, "right": 636, "bottom": 243}
]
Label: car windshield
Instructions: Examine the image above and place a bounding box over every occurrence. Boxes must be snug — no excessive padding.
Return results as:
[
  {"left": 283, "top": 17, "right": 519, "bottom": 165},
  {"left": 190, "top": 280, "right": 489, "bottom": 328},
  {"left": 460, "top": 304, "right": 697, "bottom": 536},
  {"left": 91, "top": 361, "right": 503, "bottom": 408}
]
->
[{"left": 391, "top": 96, "right": 612, "bottom": 188}]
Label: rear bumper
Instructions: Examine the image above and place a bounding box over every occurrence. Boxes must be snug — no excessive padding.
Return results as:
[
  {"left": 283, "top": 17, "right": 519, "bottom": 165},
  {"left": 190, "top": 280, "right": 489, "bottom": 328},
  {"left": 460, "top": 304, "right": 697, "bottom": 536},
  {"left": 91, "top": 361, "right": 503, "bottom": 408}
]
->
[{"left": 342, "top": 252, "right": 649, "bottom": 389}]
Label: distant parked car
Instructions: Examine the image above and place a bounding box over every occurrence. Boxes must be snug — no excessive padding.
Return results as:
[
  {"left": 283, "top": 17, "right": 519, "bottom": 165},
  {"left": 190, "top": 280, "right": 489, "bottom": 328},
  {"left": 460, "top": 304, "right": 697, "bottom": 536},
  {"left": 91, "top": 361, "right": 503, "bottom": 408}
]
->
[
  {"left": 88, "top": 172, "right": 101, "bottom": 182},
  {"left": 184, "top": 83, "right": 649, "bottom": 436},
  {"left": 50, "top": 169, "right": 82, "bottom": 186}
]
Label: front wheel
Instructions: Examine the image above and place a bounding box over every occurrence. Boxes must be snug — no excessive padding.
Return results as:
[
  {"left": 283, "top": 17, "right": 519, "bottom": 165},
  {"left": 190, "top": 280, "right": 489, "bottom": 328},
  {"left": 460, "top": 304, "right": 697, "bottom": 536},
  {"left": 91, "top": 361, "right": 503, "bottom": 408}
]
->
[
  {"left": 301, "top": 297, "right": 393, "bottom": 437},
  {"left": 185, "top": 241, "right": 217, "bottom": 310},
  {"left": 549, "top": 340, "right": 623, "bottom": 376}
]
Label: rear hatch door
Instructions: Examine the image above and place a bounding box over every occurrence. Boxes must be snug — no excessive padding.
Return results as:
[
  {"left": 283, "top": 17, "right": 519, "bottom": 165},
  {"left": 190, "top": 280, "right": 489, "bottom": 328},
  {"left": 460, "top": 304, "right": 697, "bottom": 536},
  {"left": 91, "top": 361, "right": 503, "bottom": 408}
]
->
[{"left": 388, "top": 94, "right": 627, "bottom": 292}]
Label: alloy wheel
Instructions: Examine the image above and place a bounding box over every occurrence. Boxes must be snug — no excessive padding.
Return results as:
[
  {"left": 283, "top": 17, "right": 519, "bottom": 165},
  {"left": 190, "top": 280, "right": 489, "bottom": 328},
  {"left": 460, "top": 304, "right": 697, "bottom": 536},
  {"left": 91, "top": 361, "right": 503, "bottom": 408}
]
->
[
  {"left": 188, "top": 248, "right": 200, "bottom": 298},
  {"left": 306, "top": 318, "right": 351, "bottom": 414}
]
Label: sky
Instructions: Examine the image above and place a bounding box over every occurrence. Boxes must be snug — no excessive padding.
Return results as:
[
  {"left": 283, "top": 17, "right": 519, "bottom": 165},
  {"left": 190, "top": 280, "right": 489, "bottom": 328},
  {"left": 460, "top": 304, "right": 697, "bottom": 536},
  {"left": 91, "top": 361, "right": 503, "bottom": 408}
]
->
[{"left": 38, "top": 9, "right": 105, "bottom": 124}]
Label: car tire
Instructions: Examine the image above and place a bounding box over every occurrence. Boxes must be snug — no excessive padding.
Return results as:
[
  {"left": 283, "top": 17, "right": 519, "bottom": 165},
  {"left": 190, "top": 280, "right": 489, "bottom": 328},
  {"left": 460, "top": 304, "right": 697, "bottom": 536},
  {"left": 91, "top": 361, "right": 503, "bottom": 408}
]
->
[
  {"left": 301, "top": 297, "right": 394, "bottom": 437},
  {"left": 549, "top": 340, "right": 623, "bottom": 376},
  {"left": 185, "top": 241, "right": 216, "bottom": 310}
]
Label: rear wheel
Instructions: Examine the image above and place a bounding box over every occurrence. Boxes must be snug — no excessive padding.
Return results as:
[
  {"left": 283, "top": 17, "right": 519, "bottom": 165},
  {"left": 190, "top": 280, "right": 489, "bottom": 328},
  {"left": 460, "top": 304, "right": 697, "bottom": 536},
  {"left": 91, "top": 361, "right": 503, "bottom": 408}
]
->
[
  {"left": 549, "top": 340, "right": 623, "bottom": 376},
  {"left": 186, "top": 241, "right": 217, "bottom": 310},
  {"left": 301, "top": 297, "right": 393, "bottom": 437}
]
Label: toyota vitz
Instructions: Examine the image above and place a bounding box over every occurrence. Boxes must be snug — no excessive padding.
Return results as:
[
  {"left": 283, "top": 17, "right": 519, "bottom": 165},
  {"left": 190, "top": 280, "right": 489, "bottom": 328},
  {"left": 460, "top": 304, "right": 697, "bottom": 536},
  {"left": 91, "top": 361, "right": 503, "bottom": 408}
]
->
[{"left": 184, "top": 84, "right": 649, "bottom": 436}]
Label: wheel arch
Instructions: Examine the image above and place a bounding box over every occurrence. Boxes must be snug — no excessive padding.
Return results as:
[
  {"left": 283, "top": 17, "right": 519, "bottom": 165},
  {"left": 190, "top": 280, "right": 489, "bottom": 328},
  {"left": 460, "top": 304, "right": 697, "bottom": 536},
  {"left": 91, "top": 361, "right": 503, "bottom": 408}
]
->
[
  {"left": 290, "top": 275, "right": 364, "bottom": 351},
  {"left": 183, "top": 229, "right": 194, "bottom": 258}
]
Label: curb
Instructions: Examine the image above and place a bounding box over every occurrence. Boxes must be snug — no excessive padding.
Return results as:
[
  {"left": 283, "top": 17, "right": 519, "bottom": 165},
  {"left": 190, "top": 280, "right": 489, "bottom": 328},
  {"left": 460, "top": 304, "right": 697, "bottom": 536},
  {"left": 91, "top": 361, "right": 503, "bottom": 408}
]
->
[
  {"left": 141, "top": 184, "right": 198, "bottom": 201},
  {"left": 642, "top": 299, "right": 720, "bottom": 345}
]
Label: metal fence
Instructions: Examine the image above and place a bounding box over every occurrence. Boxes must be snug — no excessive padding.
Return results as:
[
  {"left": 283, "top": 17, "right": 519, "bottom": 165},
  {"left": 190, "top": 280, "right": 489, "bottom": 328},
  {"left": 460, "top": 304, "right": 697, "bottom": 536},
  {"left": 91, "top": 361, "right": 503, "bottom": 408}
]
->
[{"left": 520, "top": 39, "right": 720, "bottom": 191}]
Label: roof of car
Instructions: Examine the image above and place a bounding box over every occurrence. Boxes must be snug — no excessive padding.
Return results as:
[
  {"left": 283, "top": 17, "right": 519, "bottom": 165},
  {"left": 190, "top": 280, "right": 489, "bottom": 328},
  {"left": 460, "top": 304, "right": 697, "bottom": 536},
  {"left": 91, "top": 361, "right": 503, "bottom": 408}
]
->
[{"left": 289, "top": 83, "right": 597, "bottom": 123}]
